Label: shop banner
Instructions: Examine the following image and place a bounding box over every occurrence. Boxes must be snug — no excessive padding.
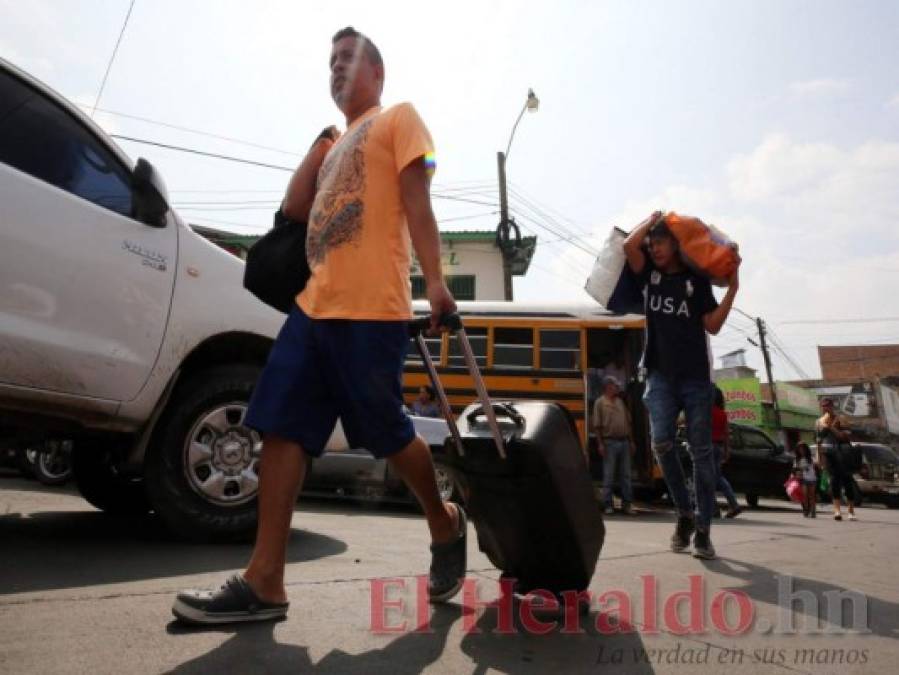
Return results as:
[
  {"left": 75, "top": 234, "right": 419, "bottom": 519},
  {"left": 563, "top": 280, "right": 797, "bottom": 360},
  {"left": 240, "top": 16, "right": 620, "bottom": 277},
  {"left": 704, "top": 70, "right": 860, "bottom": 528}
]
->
[
  {"left": 880, "top": 384, "right": 899, "bottom": 435},
  {"left": 775, "top": 382, "right": 819, "bottom": 415},
  {"left": 718, "top": 378, "right": 762, "bottom": 425},
  {"left": 815, "top": 384, "right": 875, "bottom": 419}
]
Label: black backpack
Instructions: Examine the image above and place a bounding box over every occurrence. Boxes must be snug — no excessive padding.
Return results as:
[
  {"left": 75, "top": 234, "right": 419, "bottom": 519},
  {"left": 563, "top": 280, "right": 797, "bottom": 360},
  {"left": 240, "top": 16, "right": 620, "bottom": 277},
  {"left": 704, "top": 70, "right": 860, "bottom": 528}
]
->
[{"left": 243, "top": 208, "right": 310, "bottom": 314}]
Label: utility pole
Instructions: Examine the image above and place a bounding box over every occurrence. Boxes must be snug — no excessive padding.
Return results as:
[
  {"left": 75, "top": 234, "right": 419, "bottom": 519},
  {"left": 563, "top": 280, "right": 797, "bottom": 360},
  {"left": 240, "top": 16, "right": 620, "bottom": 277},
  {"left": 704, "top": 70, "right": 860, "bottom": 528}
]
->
[
  {"left": 495, "top": 89, "right": 539, "bottom": 302},
  {"left": 756, "top": 317, "right": 784, "bottom": 433},
  {"left": 497, "top": 151, "right": 513, "bottom": 301}
]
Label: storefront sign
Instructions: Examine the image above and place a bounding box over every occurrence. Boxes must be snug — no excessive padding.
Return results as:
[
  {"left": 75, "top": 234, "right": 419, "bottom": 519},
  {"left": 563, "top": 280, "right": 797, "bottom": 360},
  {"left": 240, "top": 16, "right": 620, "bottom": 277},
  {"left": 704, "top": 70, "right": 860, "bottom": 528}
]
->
[
  {"left": 815, "top": 384, "right": 875, "bottom": 419},
  {"left": 718, "top": 378, "right": 762, "bottom": 425},
  {"left": 881, "top": 384, "right": 899, "bottom": 435},
  {"left": 775, "top": 382, "right": 819, "bottom": 415}
]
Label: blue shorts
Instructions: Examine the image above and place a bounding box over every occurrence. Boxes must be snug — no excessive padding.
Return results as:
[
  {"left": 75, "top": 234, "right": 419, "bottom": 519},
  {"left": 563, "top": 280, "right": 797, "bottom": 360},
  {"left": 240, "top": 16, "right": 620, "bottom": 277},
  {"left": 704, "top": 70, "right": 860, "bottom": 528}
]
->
[{"left": 245, "top": 305, "right": 415, "bottom": 459}]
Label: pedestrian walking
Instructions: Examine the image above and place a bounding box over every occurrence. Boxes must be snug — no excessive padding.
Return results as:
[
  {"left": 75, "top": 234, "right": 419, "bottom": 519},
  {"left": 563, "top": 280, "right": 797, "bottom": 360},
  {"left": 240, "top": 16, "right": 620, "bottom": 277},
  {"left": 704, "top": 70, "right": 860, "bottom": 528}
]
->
[
  {"left": 593, "top": 375, "right": 636, "bottom": 515},
  {"left": 623, "top": 212, "right": 739, "bottom": 559},
  {"left": 173, "top": 27, "right": 464, "bottom": 625},
  {"left": 815, "top": 398, "right": 858, "bottom": 521},
  {"left": 793, "top": 442, "right": 817, "bottom": 518},
  {"left": 712, "top": 386, "right": 742, "bottom": 519}
]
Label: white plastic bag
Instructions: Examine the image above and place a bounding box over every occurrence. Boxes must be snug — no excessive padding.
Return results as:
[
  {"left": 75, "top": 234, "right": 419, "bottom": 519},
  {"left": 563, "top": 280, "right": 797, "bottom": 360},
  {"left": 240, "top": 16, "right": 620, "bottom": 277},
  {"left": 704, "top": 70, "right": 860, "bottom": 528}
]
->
[{"left": 584, "top": 228, "right": 627, "bottom": 307}]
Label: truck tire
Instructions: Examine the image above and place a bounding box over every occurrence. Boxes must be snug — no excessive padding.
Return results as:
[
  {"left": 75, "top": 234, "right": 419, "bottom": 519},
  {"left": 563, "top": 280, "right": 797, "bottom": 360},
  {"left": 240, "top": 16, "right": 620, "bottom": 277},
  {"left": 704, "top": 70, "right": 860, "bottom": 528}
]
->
[
  {"left": 144, "top": 365, "right": 262, "bottom": 542},
  {"left": 15, "top": 447, "right": 37, "bottom": 479},
  {"left": 432, "top": 454, "right": 462, "bottom": 504},
  {"left": 34, "top": 441, "right": 73, "bottom": 486},
  {"left": 73, "top": 442, "right": 151, "bottom": 515}
]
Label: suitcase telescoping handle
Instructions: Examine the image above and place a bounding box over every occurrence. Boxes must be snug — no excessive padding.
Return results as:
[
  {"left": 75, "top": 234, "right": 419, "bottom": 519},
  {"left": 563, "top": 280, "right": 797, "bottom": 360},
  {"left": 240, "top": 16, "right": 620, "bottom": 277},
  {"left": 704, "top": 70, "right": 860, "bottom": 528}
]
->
[
  {"left": 408, "top": 314, "right": 507, "bottom": 460},
  {"left": 466, "top": 403, "right": 525, "bottom": 430}
]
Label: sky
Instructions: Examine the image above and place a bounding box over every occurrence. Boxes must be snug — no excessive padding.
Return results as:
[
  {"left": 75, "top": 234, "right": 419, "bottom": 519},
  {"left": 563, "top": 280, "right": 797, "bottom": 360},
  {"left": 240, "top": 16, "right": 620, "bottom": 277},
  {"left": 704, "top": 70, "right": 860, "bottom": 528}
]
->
[{"left": 2, "top": 0, "right": 898, "bottom": 381}]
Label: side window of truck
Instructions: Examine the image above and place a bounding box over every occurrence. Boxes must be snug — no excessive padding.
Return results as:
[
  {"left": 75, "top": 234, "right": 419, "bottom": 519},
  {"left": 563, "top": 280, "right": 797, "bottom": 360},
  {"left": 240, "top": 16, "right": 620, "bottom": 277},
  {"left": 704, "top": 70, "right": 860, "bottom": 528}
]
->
[{"left": 0, "top": 69, "right": 134, "bottom": 218}]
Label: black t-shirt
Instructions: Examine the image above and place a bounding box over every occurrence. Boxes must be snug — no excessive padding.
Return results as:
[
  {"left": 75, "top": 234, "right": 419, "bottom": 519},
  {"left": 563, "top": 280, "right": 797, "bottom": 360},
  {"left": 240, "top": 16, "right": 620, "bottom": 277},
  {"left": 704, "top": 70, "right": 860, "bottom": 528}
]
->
[{"left": 638, "top": 260, "right": 718, "bottom": 380}]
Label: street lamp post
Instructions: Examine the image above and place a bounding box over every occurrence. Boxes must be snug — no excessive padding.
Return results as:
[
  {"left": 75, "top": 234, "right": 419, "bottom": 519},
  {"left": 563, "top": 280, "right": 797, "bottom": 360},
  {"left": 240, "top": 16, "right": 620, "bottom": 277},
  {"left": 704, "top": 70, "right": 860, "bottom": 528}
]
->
[{"left": 497, "top": 88, "right": 539, "bottom": 301}]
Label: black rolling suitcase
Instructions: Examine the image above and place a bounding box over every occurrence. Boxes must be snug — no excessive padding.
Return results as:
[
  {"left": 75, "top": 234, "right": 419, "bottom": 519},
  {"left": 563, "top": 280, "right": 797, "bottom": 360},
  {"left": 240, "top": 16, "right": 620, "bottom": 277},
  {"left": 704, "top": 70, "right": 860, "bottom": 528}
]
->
[{"left": 410, "top": 315, "right": 604, "bottom": 597}]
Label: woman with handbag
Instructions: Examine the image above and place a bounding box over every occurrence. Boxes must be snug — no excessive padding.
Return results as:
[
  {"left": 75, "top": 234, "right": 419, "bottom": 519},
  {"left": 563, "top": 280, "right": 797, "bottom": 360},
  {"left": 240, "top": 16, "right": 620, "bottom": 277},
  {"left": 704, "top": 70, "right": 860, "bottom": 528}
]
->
[{"left": 815, "top": 398, "right": 858, "bottom": 521}]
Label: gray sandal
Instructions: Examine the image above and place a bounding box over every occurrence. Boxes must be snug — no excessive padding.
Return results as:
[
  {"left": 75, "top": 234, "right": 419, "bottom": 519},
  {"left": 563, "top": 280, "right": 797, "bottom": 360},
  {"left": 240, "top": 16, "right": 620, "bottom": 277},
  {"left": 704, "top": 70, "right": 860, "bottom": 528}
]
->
[
  {"left": 428, "top": 504, "right": 468, "bottom": 603},
  {"left": 172, "top": 574, "right": 289, "bottom": 625}
]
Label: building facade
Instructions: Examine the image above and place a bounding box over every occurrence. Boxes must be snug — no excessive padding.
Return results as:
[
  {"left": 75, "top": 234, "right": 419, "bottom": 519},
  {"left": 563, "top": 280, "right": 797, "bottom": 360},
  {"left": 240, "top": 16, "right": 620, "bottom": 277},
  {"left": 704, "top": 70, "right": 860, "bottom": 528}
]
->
[
  {"left": 819, "top": 344, "right": 899, "bottom": 380},
  {"left": 193, "top": 225, "right": 536, "bottom": 302}
]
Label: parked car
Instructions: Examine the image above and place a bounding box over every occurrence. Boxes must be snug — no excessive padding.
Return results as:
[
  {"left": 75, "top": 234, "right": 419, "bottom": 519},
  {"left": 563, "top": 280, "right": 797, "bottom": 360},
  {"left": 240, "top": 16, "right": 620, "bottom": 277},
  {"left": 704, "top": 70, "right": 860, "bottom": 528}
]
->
[
  {"left": 0, "top": 58, "right": 451, "bottom": 540},
  {"left": 852, "top": 443, "right": 899, "bottom": 508},
  {"left": 303, "top": 415, "right": 459, "bottom": 503},
  {"left": 676, "top": 424, "right": 794, "bottom": 508}
]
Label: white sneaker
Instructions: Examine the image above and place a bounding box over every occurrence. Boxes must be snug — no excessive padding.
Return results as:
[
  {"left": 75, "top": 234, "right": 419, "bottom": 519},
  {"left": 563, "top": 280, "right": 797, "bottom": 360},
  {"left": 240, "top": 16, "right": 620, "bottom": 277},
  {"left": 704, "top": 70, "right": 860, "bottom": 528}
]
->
[{"left": 848, "top": 513, "right": 858, "bottom": 521}]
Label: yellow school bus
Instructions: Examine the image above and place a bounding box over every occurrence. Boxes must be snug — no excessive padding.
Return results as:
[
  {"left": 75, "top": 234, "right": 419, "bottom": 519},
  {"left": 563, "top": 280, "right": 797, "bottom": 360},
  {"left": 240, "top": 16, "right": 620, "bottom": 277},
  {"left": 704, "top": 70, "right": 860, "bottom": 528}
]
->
[{"left": 404, "top": 301, "right": 661, "bottom": 489}]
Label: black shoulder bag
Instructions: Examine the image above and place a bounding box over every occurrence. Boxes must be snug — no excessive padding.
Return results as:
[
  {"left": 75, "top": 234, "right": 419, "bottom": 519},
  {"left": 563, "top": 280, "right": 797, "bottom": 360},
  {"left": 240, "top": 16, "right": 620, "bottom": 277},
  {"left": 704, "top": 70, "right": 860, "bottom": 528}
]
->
[{"left": 242, "top": 207, "right": 310, "bottom": 314}]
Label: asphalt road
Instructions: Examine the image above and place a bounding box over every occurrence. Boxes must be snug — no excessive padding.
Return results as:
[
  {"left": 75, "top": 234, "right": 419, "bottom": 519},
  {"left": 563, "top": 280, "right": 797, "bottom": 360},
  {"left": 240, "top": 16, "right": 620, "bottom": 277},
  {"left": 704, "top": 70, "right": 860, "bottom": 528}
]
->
[{"left": 1, "top": 470, "right": 897, "bottom": 675}]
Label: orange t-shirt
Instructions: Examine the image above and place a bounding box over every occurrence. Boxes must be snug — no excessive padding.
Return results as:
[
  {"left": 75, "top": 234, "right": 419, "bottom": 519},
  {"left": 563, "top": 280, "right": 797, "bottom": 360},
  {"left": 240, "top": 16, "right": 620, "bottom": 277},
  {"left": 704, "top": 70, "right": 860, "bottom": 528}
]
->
[{"left": 297, "top": 102, "right": 434, "bottom": 320}]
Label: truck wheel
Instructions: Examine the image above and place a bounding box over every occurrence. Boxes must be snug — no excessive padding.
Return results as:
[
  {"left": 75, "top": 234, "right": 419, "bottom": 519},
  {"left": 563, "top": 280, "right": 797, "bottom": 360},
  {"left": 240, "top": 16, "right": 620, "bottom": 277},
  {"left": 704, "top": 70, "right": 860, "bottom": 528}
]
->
[
  {"left": 15, "top": 447, "right": 37, "bottom": 479},
  {"left": 433, "top": 455, "right": 462, "bottom": 504},
  {"left": 144, "top": 365, "right": 262, "bottom": 542},
  {"left": 34, "top": 441, "right": 73, "bottom": 486},
  {"left": 745, "top": 493, "right": 759, "bottom": 508},
  {"left": 73, "top": 442, "right": 151, "bottom": 515}
]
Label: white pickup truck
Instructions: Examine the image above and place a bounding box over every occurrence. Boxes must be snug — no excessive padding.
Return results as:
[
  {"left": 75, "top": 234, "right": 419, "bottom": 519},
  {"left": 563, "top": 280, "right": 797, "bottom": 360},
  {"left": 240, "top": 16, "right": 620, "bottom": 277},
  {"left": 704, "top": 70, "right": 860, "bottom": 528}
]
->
[{"left": 0, "top": 58, "right": 451, "bottom": 540}]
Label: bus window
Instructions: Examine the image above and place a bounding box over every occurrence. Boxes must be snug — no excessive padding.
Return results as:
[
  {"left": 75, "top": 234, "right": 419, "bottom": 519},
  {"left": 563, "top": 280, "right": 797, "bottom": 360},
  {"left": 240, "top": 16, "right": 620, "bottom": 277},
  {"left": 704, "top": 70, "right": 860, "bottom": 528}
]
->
[
  {"left": 493, "top": 327, "right": 534, "bottom": 369},
  {"left": 539, "top": 329, "right": 581, "bottom": 371},
  {"left": 406, "top": 334, "right": 442, "bottom": 365},
  {"left": 447, "top": 327, "right": 488, "bottom": 368}
]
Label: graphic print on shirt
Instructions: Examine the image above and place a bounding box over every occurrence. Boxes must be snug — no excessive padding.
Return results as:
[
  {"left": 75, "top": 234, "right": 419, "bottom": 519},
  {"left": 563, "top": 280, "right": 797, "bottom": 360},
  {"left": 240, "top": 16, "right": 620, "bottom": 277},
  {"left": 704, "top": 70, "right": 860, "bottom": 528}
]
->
[
  {"left": 648, "top": 294, "right": 692, "bottom": 317},
  {"left": 307, "top": 117, "right": 374, "bottom": 266}
]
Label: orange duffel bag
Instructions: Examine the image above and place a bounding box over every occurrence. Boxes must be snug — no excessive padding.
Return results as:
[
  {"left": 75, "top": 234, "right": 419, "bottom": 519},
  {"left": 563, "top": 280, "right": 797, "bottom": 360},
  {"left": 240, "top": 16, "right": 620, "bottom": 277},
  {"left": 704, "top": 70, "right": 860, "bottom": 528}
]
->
[{"left": 662, "top": 212, "right": 740, "bottom": 284}]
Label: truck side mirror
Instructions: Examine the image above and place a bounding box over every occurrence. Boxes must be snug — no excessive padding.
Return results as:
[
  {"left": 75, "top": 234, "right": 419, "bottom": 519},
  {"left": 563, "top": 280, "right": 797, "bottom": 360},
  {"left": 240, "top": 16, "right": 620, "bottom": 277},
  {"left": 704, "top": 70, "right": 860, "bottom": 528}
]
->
[{"left": 133, "top": 158, "right": 170, "bottom": 227}]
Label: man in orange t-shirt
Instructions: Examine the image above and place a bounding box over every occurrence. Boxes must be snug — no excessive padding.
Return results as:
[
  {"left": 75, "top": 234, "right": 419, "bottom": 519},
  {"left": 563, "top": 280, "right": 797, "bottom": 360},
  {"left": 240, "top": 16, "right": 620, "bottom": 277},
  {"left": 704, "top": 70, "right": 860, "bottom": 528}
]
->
[{"left": 173, "top": 27, "right": 465, "bottom": 625}]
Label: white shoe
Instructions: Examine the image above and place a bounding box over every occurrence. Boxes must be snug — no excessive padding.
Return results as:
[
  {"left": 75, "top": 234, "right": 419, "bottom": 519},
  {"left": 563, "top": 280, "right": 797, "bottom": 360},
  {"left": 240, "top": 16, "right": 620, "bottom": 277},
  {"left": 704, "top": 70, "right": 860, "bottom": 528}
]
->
[{"left": 848, "top": 513, "right": 857, "bottom": 521}]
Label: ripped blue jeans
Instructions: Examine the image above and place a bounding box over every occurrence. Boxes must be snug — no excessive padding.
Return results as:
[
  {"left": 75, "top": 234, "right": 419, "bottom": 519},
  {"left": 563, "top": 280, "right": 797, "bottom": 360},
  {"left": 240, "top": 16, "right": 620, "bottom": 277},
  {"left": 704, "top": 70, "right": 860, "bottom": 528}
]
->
[{"left": 643, "top": 372, "right": 716, "bottom": 532}]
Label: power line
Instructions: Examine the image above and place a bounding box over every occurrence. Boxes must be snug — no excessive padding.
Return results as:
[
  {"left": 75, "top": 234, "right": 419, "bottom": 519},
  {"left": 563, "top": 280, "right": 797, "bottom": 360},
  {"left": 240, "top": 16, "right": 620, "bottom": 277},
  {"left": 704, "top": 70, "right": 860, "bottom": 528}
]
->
[
  {"left": 508, "top": 188, "right": 599, "bottom": 256},
  {"left": 91, "top": 0, "right": 136, "bottom": 118},
  {"left": 187, "top": 210, "right": 500, "bottom": 230},
  {"left": 112, "top": 133, "right": 602, "bottom": 262},
  {"left": 768, "top": 338, "right": 812, "bottom": 380},
  {"left": 172, "top": 199, "right": 280, "bottom": 205},
  {"left": 169, "top": 189, "right": 284, "bottom": 194},
  {"left": 188, "top": 215, "right": 264, "bottom": 229},
  {"left": 508, "top": 184, "right": 595, "bottom": 238},
  {"left": 83, "top": 104, "right": 304, "bottom": 157},
  {"left": 168, "top": 180, "right": 495, "bottom": 196},
  {"left": 429, "top": 183, "right": 496, "bottom": 195},
  {"left": 512, "top": 212, "right": 598, "bottom": 258},
  {"left": 732, "top": 307, "right": 756, "bottom": 322},
  {"left": 431, "top": 194, "right": 498, "bottom": 208},
  {"left": 776, "top": 316, "right": 899, "bottom": 326},
  {"left": 111, "top": 134, "right": 295, "bottom": 171},
  {"left": 178, "top": 205, "right": 280, "bottom": 212},
  {"left": 437, "top": 211, "right": 499, "bottom": 224}
]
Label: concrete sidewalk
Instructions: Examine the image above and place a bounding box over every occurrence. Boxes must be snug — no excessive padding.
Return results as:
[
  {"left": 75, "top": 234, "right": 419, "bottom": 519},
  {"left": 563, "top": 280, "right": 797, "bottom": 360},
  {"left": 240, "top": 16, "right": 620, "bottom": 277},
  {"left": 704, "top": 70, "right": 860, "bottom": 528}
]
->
[{"left": 1, "top": 474, "right": 897, "bottom": 674}]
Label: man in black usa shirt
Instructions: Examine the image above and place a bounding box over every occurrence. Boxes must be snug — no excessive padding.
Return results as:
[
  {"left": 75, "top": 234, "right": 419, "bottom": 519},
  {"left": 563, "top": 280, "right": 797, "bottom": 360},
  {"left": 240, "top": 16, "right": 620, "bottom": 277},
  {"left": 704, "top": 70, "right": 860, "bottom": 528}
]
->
[{"left": 624, "top": 212, "right": 739, "bottom": 559}]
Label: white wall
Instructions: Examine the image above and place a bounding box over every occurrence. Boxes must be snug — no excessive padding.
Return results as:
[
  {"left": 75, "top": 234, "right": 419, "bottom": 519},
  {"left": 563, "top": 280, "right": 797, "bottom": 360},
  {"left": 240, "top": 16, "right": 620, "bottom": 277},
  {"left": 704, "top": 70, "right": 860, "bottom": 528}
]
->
[
  {"left": 412, "top": 239, "right": 507, "bottom": 301},
  {"left": 442, "top": 240, "right": 504, "bottom": 300}
]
